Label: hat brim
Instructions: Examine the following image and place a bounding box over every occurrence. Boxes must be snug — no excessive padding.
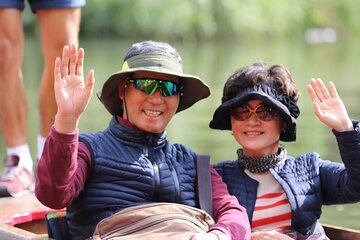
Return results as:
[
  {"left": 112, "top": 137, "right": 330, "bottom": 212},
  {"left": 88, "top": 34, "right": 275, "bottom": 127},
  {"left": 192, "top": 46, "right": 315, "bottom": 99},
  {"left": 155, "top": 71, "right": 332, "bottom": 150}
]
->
[
  {"left": 209, "top": 88, "right": 297, "bottom": 141},
  {"left": 98, "top": 67, "right": 210, "bottom": 116}
]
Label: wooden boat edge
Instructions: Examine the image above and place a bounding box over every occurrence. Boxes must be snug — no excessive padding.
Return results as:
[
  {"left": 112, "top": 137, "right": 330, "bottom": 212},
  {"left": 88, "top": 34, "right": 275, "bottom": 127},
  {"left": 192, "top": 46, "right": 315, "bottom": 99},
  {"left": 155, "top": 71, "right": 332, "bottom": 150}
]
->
[
  {"left": 1, "top": 217, "right": 360, "bottom": 240},
  {"left": 323, "top": 223, "right": 360, "bottom": 240},
  {"left": 0, "top": 194, "right": 359, "bottom": 239}
]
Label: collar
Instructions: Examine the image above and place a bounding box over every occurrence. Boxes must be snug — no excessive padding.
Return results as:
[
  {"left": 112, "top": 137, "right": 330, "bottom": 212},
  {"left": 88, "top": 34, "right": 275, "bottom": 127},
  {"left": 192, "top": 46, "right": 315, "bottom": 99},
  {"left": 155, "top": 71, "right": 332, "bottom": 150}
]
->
[{"left": 109, "top": 116, "right": 167, "bottom": 148}]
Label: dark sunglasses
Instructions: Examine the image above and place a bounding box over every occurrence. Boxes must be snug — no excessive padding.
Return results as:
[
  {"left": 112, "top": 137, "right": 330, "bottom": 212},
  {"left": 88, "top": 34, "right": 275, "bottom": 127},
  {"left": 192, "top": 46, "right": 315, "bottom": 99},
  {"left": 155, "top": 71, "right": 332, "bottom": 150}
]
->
[
  {"left": 231, "top": 104, "right": 278, "bottom": 121},
  {"left": 126, "top": 78, "right": 181, "bottom": 97}
]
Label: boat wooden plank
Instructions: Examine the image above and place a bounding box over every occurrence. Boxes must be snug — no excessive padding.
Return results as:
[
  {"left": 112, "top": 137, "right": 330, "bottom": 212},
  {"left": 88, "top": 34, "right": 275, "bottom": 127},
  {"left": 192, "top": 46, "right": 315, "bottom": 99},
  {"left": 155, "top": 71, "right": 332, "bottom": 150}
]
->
[
  {"left": 0, "top": 193, "right": 57, "bottom": 239},
  {"left": 0, "top": 194, "right": 49, "bottom": 221},
  {"left": 323, "top": 223, "right": 360, "bottom": 240},
  {"left": 1, "top": 194, "right": 359, "bottom": 239},
  {"left": 0, "top": 222, "right": 47, "bottom": 240}
]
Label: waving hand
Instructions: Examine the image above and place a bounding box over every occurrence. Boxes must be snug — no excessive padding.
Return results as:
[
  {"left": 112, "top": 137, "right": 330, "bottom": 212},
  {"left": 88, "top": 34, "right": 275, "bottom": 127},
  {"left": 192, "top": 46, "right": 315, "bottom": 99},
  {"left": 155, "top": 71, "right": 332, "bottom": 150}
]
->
[
  {"left": 54, "top": 45, "right": 95, "bottom": 133},
  {"left": 306, "top": 78, "right": 353, "bottom": 132}
]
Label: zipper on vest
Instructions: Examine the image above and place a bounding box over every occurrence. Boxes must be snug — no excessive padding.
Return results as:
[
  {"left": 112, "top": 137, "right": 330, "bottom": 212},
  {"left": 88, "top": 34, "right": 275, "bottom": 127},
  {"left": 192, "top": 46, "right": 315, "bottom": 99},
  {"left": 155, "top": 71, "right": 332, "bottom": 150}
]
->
[
  {"left": 143, "top": 145, "right": 161, "bottom": 200},
  {"left": 166, "top": 160, "right": 181, "bottom": 203}
]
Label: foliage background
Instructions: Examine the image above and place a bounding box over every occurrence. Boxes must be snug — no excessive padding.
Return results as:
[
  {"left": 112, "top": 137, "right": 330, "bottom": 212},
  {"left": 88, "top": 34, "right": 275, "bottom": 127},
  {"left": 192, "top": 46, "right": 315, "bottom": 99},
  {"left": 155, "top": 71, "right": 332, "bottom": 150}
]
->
[
  {"left": 22, "top": 0, "right": 360, "bottom": 41},
  {"left": 8, "top": 0, "right": 360, "bottom": 230}
]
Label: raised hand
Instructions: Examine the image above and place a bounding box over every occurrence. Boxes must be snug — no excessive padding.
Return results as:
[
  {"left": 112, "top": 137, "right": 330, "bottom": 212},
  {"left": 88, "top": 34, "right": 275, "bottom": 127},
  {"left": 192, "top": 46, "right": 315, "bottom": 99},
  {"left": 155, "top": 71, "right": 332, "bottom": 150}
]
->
[
  {"left": 54, "top": 45, "right": 95, "bottom": 133},
  {"left": 306, "top": 78, "right": 353, "bottom": 132}
]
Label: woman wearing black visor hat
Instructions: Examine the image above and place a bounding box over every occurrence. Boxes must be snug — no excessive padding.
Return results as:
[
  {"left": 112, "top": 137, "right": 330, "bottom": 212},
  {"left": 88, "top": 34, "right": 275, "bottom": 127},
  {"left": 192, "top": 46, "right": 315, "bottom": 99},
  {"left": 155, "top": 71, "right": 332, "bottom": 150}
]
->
[{"left": 210, "top": 61, "right": 360, "bottom": 239}]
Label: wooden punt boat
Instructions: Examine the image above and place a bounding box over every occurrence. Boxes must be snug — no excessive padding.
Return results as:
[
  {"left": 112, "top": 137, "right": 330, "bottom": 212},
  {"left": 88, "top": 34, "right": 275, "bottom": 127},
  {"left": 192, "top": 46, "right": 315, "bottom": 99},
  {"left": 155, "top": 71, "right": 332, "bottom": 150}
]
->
[
  {"left": 322, "top": 224, "right": 360, "bottom": 240},
  {"left": 0, "top": 193, "right": 54, "bottom": 239},
  {"left": 0, "top": 194, "right": 359, "bottom": 240}
]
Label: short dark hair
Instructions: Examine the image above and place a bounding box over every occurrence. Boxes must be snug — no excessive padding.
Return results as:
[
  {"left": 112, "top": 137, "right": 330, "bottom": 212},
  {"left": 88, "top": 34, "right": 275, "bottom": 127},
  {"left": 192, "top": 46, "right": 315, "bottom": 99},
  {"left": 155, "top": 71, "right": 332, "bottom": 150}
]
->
[{"left": 222, "top": 61, "right": 300, "bottom": 104}]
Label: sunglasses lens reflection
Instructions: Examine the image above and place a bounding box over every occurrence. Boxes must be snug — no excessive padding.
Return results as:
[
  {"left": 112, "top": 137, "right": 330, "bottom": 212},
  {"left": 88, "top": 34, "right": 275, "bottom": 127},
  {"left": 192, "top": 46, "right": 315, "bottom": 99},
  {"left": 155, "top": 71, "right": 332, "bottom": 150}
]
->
[
  {"left": 128, "top": 79, "right": 179, "bottom": 97},
  {"left": 232, "top": 104, "right": 277, "bottom": 121}
]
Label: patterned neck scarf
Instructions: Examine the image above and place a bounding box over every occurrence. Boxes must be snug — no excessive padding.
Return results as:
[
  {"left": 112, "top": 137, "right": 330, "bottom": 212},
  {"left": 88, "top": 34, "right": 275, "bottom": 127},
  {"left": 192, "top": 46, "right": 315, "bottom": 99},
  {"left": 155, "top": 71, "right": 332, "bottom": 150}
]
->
[{"left": 237, "top": 145, "right": 287, "bottom": 173}]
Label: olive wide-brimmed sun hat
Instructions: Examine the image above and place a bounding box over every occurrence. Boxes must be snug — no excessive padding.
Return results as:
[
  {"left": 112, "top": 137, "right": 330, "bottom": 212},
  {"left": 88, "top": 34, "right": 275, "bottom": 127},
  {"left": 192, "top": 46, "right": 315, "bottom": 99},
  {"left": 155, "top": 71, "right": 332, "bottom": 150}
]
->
[{"left": 97, "top": 41, "right": 210, "bottom": 116}]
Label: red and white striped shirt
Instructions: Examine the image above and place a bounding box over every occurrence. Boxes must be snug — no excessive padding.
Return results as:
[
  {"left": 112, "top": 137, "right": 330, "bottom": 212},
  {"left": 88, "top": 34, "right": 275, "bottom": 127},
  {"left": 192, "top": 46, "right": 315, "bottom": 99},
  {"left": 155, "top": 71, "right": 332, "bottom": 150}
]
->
[{"left": 245, "top": 170, "right": 292, "bottom": 232}]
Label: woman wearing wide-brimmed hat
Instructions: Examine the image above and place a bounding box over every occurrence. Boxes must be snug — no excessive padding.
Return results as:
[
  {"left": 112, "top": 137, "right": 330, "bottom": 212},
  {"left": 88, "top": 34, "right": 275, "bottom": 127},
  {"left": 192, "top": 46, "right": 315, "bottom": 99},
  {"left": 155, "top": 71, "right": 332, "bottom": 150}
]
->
[
  {"left": 35, "top": 41, "right": 251, "bottom": 240},
  {"left": 210, "top": 61, "right": 360, "bottom": 239}
]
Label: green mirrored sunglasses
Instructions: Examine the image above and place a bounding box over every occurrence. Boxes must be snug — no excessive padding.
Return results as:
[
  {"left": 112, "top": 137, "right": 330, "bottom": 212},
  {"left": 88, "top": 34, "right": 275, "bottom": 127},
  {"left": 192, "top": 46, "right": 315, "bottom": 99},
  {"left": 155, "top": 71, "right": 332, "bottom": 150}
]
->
[{"left": 126, "top": 78, "right": 181, "bottom": 97}]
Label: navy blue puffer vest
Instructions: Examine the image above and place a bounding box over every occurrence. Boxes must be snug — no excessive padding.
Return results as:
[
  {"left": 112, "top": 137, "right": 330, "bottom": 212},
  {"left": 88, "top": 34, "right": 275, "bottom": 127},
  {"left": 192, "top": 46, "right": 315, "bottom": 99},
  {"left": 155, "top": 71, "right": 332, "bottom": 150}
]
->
[
  {"left": 214, "top": 149, "right": 360, "bottom": 235},
  {"left": 66, "top": 117, "right": 198, "bottom": 239}
]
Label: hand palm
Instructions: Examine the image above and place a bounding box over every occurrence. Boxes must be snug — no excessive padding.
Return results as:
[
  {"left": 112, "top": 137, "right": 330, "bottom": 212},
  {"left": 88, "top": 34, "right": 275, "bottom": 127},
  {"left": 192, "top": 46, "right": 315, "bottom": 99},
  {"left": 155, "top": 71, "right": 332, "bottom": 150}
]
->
[
  {"left": 307, "top": 79, "right": 352, "bottom": 131},
  {"left": 54, "top": 45, "right": 94, "bottom": 119},
  {"left": 315, "top": 97, "right": 345, "bottom": 126},
  {"left": 55, "top": 71, "right": 91, "bottom": 115}
]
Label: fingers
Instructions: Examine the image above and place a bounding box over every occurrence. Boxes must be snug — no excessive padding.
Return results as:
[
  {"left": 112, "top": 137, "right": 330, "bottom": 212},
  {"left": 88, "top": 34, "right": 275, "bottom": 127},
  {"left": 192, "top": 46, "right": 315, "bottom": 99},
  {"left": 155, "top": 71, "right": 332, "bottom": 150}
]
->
[
  {"left": 61, "top": 45, "right": 70, "bottom": 77},
  {"left": 76, "top": 48, "right": 84, "bottom": 76},
  {"left": 307, "top": 78, "right": 339, "bottom": 102},
  {"left": 328, "top": 80, "right": 340, "bottom": 99},
  {"left": 309, "top": 78, "right": 331, "bottom": 101},
  {"left": 69, "top": 44, "right": 77, "bottom": 75},
  {"left": 306, "top": 82, "right": 319, "bottom": 103},
  {"left": 59, "top": 44, "right": 84, "bottom": 78},
  {"left": 307, "top": 79, "right": 327, "bottom": 115},
  {"left": 54, "top": 57, "right": 62, "bottom": 84},
  {"left": 86, "top": 69, "right": 95, "bottom": 95}
]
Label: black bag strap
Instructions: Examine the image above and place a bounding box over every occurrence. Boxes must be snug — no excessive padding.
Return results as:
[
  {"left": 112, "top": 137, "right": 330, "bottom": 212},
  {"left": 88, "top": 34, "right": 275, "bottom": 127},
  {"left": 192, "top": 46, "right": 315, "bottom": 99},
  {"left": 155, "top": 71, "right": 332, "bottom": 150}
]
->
[{"left": 195, "top": 154, "right": 213, "bottom": 218}]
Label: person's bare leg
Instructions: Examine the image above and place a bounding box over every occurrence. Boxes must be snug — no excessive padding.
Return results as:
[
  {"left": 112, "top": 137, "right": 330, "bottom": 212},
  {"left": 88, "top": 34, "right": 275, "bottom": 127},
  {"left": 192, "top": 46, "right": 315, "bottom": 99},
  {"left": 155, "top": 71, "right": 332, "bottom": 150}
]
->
[
  {"left": 0, "top": 9, "right": 33, "bottom": 197},
  {"left": 36, "top": 8, "right": 81, "bottom": 159},
  {"left": 0, "top": 9, "right": 27, "bottom": 149}
]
